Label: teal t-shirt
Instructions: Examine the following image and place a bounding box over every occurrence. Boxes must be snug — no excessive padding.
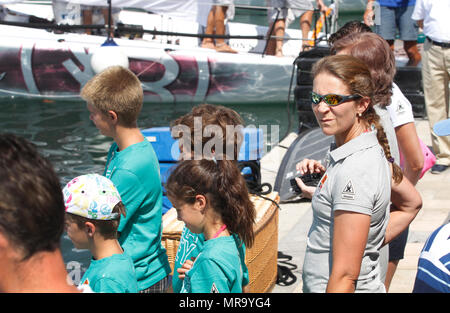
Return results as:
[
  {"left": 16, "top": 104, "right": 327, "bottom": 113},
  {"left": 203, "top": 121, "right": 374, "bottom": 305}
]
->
[
  {"left": 104, "top": 140, "right": 171, "bottom": 291},
  {"left": 173, "top": 227, "right": 249, "bottom": 293},
  {"left": 80, "top": 253, "right": 138, "bottom": 293},
  {"left": 180, "top": 236, "right": 245, "bottom": 293}
]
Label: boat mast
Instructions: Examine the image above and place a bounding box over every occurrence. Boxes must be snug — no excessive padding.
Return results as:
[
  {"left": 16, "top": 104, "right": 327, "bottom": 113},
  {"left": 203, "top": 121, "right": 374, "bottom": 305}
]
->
[{"left": 107, "top": 0, "right": 112, "bottom": 40}]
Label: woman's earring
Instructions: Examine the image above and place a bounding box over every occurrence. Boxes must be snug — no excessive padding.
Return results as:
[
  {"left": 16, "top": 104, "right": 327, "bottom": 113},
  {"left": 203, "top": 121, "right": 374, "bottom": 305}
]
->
[{"left": 357, "top": 112, "right": 362, "bottom": 118}]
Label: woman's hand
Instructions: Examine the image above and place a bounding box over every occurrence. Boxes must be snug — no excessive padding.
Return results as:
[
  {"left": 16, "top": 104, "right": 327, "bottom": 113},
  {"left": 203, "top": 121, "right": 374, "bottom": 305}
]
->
[
  {"left": 294, "top": 159, "right": 325, "bottom": 199},
  {"left": 296, "top": 158, "right": 326, "bottom": 175}
]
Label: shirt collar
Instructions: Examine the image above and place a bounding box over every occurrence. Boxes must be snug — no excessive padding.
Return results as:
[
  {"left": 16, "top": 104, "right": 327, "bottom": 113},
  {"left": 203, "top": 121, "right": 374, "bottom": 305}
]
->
[{"left": 329, "top": 131, "right": 379, "bottom": 163}]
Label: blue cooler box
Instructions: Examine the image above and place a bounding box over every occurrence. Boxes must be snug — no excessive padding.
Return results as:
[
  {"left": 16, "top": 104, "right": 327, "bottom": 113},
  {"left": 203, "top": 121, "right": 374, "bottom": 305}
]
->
[{"left": 141, "top": 126, "right": 264, "bottom": 214}]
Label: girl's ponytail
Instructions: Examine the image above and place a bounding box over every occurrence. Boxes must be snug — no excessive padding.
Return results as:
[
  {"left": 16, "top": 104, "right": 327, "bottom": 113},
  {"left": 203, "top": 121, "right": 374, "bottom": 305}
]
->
[{"left": 216, "top": 160, "right": 256, "bottom": 248}]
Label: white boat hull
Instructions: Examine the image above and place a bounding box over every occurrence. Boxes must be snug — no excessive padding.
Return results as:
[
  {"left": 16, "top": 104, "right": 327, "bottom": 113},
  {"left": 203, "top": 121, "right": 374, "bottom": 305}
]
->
[{"left": 0, "top": 4, "right": 305, "bottom": 104}]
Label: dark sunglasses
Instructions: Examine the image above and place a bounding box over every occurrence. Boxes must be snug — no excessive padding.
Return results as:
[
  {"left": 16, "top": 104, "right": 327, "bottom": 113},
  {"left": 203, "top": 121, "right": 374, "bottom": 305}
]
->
[{"left": 311, "top": 91, "right": 362, "bottom": 106}]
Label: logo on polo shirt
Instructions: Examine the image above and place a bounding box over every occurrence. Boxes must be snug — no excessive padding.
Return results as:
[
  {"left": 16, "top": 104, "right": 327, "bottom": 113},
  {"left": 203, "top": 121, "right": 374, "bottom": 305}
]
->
[
  {"left": 342, "top": 180, "right": 355, "bottom": 200},
  {"left": 318, "top": 174, "right": 328, "bottom": 190}
]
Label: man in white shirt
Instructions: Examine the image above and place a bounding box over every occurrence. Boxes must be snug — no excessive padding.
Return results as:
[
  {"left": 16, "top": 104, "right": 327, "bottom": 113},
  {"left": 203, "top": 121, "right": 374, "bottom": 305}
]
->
[{"left": 412, "top": 0, "right": 450, "bottom": 174}]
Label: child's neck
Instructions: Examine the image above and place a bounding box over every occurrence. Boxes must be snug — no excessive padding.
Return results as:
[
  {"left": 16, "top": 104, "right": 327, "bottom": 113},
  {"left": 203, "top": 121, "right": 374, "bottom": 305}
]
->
[
  {"left": 90, "top": 238, "right": 124, "bottom": 261},
  {"left": 204, "top": 222, "right": 230, "bottom": 241},
  {"left": 113, "top": 125, "right": 145, "bottom": 151}
]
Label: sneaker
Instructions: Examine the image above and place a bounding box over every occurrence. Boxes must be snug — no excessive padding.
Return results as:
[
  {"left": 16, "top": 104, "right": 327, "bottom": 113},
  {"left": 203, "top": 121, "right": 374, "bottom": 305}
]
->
[{"left": 431, "top": 164, "right": 448, "bottom": 174}]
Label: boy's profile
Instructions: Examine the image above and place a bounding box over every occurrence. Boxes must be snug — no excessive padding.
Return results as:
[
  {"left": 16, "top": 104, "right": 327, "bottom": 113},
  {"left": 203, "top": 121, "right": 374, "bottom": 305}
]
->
[
  {"left": 63, "top": 174, "right": 137, "bottom": 293},
  {"left": 81, "top": 66, "right": 171, "bottom": 293}
]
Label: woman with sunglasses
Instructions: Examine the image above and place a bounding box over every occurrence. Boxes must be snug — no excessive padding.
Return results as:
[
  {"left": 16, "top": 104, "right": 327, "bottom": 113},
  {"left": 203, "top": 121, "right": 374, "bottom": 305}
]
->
[
  {"left": 330, "top": 32, "right": 425, "bottom": 292},
  {"left": 299, "top": 55, "right": 421, "bottom": 293}
]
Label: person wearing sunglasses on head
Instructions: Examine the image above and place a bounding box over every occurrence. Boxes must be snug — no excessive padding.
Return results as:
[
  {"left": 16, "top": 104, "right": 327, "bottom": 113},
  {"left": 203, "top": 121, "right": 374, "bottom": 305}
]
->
[{"left": 296, "top": 55, "right": 421, "bottom": 293}]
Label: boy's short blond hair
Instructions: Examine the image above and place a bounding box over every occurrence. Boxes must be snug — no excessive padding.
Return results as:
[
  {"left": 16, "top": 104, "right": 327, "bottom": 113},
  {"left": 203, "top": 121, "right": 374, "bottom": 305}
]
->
[{"left": 81, "top": 66, "right": 143, "bottom": 127}]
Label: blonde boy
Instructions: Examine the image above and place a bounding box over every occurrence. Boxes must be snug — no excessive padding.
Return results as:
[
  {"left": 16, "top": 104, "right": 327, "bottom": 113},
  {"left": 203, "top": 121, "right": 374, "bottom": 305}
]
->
[{"left": 81, "top": 66, "right": 171, "bottom": 293}]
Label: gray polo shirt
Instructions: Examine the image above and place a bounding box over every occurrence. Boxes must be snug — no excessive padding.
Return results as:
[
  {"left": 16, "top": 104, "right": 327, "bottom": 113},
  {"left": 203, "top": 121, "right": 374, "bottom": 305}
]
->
[{"left": 302, "top": 131, "right": 391, "bottom": 293}]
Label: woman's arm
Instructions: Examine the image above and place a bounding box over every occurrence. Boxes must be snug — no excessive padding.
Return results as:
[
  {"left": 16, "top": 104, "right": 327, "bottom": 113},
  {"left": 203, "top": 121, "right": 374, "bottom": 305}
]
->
[
  {"left": 384, "top": 175, "right": 422, "bottom": 246},
  {"left": 327, "top": 211, "right": 371, "bottom": 293},
  {"left": 396, "top": 122, "right": 424, "bottom": 186}
]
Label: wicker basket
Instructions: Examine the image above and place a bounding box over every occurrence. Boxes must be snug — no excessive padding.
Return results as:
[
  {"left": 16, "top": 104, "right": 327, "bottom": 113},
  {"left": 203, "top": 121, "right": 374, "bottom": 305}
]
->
[
  {"left": 245, "top": 193, "right": 279, "bottom": 293},
  {"left": 161, "top": 192, "right": 280, "bottom": 293}
]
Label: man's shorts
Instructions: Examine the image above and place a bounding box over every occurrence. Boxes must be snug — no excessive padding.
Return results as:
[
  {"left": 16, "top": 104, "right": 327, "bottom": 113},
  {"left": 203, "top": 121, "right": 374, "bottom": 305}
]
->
[
  {"left": 212, "top": 0, "right": 234, "bottom": 5},
  {"left": 376, "top": 5, "right": 418, "bottom": 41},
  {"left": 268, "top": 0, "right": 313, "bottom": 21}
]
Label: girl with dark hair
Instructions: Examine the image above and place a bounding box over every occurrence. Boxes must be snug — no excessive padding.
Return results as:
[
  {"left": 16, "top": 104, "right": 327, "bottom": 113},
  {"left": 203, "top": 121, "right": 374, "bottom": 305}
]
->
[
  {"left": 169, "top": 104, "right": 250, "bottom": 293},
  {"left": 166, "top": 159, "right": 255, "bottom": 293},
  {"left": 296, "top": 55, "right": 421, "bottom": 292}
]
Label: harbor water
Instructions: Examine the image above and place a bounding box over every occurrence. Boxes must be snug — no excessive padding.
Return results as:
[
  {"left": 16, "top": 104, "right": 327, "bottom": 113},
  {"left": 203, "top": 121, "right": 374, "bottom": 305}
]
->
[
  {"left": 0, "top": 96, "right": 298, "bottom": 280},
  {"left": 0, "top": 2, "right": 364, "bottom": 283}
]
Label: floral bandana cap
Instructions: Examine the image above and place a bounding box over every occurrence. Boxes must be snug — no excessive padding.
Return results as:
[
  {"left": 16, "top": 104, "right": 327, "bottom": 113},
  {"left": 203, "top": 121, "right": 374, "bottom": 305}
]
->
[{"left": 63, "top": 174, "right": 121, "bottom": 220}]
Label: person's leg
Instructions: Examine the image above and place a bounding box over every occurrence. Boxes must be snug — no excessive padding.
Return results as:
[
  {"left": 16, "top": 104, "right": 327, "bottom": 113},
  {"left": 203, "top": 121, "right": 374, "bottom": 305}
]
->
[
  {"left": 214, "top": 5, "right": 237, "bottom": 53},
  {"left": 397, "top": 5, "right": 421, "bottom": 66},
  {"left": 422, "top": 40, "right": 450, "bottom": 167},
  {"left": 272, "top": 19, "right": 286, "bottom": 56},
  {"left": 386, "top": 39, "right": 395, "bottom": 51},
  {"left": 403, "top": 41, "right": 421, "bottom": 66},
  {"left": 384, "top": 227, "right": 409, "bottom": 291},
  {"left": 82, "top": 7, "right": 93, "bottom": 35},
  {"left": 300, "top": 10, "right": 313, "bottom": 51},
  {"left": 265, "top": 21, "right": 276, "bottom": 55},
  {"left": 201, "top": 7, "right": 216, "bottom": 49}
]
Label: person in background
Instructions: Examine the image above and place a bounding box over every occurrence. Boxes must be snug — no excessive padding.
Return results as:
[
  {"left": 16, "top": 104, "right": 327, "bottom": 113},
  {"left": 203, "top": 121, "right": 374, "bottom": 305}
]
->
[
  {"left": 82, "top": 5, "right": 121, "bottom": 37},
  {"left": 265, "top": 0, "right": 327, "bottom": 56},
  {"left": 364, "top": 0, "right": 421, "bottom": 66},
  {"left": 169, "top": 103, "right": 250, "bottom": 293},
  {"left": 327, "top": 20, "right": 372, "bottom": 46},
  {"left": 412, "top": 118, "right": 450, "bottom": 293},
  {"left": 81, "top": 66, "right": 171, "bottom": 293},
  {"left": 331, "top": 31, "right": 424, "bottom": 291},
  {"left": 201, "top": 0, "right": 236, "bottom": 53},
  {"left": 412, "top": 114, "right": 450, "bottom": 293},
  {"left": 166, "top": 159, "right": 256, "bottom": 293},
  {"left": 52, "top": 0, "right": 82, "bottom": 29},
  {"left": 63, "top": 174, "right": 138, "bottom": 293},
  {"left": 0, "top": 134, "right": 86, "bottom": 293},
  {"left": 297, "top": 55, "right": 421, "bottom": 292},
  {"left": 412, "top": 219, "right": 450, "bottom": 293},
  {"left": 412, "top": 0, "right": 450, "bottom": 174}
]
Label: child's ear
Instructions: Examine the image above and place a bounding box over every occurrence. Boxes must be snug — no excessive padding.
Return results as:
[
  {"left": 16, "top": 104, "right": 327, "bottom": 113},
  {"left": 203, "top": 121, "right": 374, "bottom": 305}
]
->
[
  {"left": 107, "top": 110, "right": 118, "bottom": 123},
  {"left": 195, "top": 195, "right": 207, "bottom": 214},
  {"left": 84, "top": 222, "right": 96, "bottom": 237}
]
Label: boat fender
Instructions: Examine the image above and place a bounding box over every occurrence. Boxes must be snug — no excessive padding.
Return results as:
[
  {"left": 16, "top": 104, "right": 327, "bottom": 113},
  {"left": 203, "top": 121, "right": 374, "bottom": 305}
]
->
[{"left": 91, "top": 38, "right": 129, "bottom": 74}]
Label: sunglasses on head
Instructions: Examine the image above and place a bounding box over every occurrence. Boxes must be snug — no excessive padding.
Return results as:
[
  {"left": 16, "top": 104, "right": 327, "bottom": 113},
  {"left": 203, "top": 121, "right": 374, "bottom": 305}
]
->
[{"left": 311, "top": 91, "right": 362, "bottom": 106}]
